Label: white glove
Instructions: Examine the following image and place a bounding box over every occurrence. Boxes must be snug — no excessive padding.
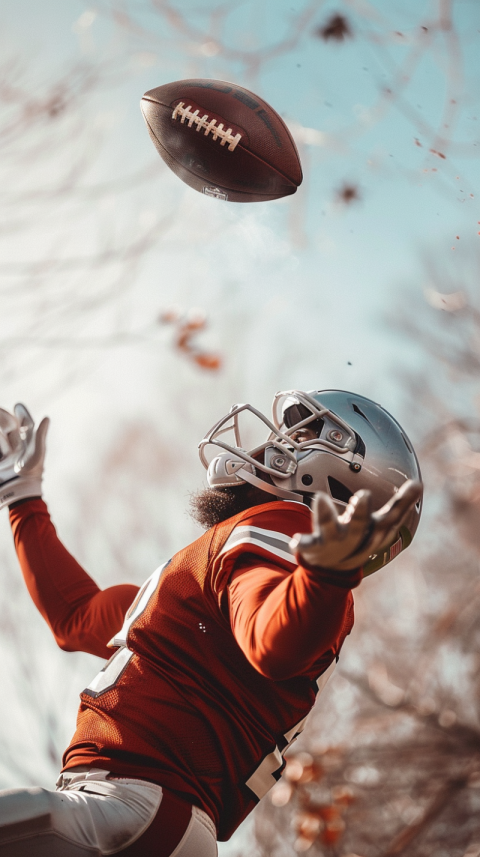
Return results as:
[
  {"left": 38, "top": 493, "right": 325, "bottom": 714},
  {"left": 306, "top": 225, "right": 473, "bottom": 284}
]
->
[
  {"left": 290, "top": 479, "right": 422, "bottom": 573},
  {"left": 0, "top": 404, "right": 49, "bottom": 509}
]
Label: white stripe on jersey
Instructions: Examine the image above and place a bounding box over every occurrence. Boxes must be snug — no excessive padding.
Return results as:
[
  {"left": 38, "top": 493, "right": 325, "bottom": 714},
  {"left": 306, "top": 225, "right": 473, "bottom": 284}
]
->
[
  {"left": 315, "top": 658, "right": 336, "bottom": 694},
  {"left": 219, "top": 525, "right": 296, "bottom": 565}
]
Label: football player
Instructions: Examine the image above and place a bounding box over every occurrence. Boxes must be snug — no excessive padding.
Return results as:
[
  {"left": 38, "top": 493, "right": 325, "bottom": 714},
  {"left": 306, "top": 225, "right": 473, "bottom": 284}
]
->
[{"left": 0, "top": 391, "right": 422, "bottom": 856}]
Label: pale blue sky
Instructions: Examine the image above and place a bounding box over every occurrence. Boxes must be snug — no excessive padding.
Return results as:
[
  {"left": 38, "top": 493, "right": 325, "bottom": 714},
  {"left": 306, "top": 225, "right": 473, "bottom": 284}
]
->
[{"left": 4, "top": 0, "right": 478, "bottom": 415}]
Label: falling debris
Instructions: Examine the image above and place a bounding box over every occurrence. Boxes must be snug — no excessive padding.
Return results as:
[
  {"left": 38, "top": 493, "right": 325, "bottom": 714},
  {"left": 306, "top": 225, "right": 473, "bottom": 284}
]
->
[
  {"left": 430, "top": 149, "right": 447, "bottom": 159},
  {"left": 336, "top": 183, "right": 361, "bottom": 204},
  {"left": 159, "top": 307, "right": 222, "bottom": 371},
  {"left": 315, "top": 14, "right": 353, "bottom": 42}
]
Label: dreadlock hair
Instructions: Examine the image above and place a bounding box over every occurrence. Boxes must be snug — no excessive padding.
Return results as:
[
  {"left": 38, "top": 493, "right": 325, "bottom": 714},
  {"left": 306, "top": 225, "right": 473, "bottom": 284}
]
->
[{"left": 189, "top": 483, "right": 275, "bottom": 530}]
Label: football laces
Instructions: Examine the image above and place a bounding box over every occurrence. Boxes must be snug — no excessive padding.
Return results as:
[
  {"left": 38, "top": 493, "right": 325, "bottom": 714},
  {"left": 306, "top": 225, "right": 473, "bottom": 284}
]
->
[{"left": 172, "top": 102, "right": 242, "bottom": 151}]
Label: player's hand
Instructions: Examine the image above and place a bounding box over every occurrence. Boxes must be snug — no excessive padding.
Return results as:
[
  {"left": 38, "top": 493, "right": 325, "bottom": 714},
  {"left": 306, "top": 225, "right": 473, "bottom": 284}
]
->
[
  {"left": 290, "top": 479, "right": 422, "bottom": 573},
  {"left": 0, "top": 404, "right": 49, "bottom": 509}
]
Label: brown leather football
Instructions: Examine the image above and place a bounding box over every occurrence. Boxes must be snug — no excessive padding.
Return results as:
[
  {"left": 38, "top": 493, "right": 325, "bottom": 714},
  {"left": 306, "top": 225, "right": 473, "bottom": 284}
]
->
[{"left": 140, "top": 79, "right": 302, "bottom": 203}]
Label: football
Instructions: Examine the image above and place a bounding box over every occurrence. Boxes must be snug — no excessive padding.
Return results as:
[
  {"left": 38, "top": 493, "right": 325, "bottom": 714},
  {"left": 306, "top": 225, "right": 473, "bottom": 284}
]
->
[{"left": 140, "top": 79, "right": 303, "bottom": 203}]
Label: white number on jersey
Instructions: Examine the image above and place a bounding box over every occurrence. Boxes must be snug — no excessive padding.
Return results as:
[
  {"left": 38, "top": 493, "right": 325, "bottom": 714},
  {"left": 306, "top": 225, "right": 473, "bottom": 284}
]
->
[
  {"left": 245, "top": 659, "right": 336, "bottom": 800},
  {"left": 83, "top": 560, "right": 170, "bottom": 698}
]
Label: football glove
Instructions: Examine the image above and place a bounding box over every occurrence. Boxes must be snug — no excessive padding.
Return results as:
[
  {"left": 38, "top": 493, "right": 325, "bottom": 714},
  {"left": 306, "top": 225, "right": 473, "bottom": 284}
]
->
[
  {"left": 0, "top": 404, "right": 49, "bottom": 509},
  {"left": 290, "top": 479, "right": 422, "bottom": 573}
]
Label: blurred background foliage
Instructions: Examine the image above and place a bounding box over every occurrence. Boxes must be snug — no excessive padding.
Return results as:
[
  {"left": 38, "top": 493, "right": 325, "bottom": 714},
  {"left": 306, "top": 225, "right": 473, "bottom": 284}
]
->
[{"left": 0, "top": 1, "right": 480, "bottom": 855}]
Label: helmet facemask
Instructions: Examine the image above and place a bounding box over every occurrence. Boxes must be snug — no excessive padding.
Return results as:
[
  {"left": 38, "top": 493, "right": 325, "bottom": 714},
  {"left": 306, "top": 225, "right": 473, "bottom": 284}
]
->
[
  {"left": 198, "top": 391, "right": 365, "bottom": 504},
  {"left": 199, "top": 390, "right": 422, "bottom": 574}
]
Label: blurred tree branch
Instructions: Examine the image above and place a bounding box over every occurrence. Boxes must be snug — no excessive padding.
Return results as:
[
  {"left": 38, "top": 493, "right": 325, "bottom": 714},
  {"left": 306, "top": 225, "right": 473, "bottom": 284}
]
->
[{"left": 250, "top": 253, "right": 480, "bottom": 854}]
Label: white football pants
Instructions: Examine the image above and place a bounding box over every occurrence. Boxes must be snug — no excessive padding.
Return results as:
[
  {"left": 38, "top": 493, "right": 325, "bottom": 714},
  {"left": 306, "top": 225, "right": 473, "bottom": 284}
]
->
[{"left": 0, "top": 769, "right": 217, "bottom": 857}]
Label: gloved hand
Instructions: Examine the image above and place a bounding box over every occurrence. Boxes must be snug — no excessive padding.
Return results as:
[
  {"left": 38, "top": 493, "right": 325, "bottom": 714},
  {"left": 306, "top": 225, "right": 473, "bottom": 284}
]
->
[
  {"left": 290, "top": 479, "right": 422, "bottom": 573},
  {"left": 0, "top": 404, "right": 49, "bottom": 509}
]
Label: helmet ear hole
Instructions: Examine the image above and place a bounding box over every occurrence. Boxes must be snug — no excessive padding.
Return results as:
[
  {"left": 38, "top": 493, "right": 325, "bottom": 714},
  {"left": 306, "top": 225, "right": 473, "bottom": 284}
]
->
[{"left": 327, "top": 476, "right": 353, "bottom": 505}]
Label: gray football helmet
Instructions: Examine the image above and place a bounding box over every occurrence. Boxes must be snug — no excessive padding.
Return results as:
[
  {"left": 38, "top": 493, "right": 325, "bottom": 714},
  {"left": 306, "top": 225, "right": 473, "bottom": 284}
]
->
[{"left": 199, "top": 389, "right": 423, "bottom": 575}]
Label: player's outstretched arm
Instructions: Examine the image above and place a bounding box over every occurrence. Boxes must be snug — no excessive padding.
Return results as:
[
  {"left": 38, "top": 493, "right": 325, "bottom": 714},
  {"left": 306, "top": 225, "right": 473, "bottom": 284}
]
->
[
  {"left": 2, "top": 405, "right": 139, "bottom": 658},
  {"left": 290, "top": 479, "right": 422, "bottom": 573},
  {"left": 228, "top": 481, "right": 421, "bottom": 681}
]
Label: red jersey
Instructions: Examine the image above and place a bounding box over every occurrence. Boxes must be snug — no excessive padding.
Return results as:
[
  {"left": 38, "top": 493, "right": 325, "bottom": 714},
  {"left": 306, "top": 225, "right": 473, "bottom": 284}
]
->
[{"left": 10, "top": 499, "right": 359, "bottom": 841}]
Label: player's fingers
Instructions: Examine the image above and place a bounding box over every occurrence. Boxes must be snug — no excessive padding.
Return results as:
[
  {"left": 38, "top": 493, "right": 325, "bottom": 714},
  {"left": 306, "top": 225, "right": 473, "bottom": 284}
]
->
[
  {"left": 14, "top": 403, "right": 34, "bottom": 432},
  {"left": 338, "top": 489, "right": 373, "bottom": 551},
  {"left": 334, "top": 482, "right": 421, "bottom": 570},
  {"left": 374, "top": 479, "right": 422, "bottom": 526},
  {"left": 289, "top": 531, "right": 316, "bottom": 557},
  {"left": 290, "top": 492, "right": 341, "bottom": 557},
  {"left": 36, "top": 416, "right": 50, "bottom": 448},
  {"left": 0, "top": 409, "right": 19, "bottom": 458},
  {"left": 366, "top": 481, "right": 422, "bottom": 557},
  {"left": 391, "top": 478, "right": 422, "bottom": 512},
  {"left": 311, "top": 491, "right": 340, "bottom": 540},
  {"left": 27, "top": 417, "right": 50, "bottom": 468},
  {"left": 333, "top": 490, "right": 374, "bottom": 564},
  {"left": 340, "top": 488, "right": 372, "bottom": 526},
  {"left": 0, "top": 408, "right": 18, "bottom": 434}
]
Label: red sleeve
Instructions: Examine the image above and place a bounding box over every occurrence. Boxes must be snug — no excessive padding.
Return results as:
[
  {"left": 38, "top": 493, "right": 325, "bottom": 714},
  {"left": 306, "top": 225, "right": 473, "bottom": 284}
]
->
[
  {"left": 228, "top": 553, "right": 355, "bottom": 682},
  {"left": 9, "top": 499, "right": 139, "bottom": 659}
]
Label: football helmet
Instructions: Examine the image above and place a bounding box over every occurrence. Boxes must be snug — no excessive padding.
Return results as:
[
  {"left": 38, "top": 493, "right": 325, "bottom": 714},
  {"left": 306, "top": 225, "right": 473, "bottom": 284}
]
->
[{"left": 199, "top": 389, "right": 422, "bottom": 575}]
